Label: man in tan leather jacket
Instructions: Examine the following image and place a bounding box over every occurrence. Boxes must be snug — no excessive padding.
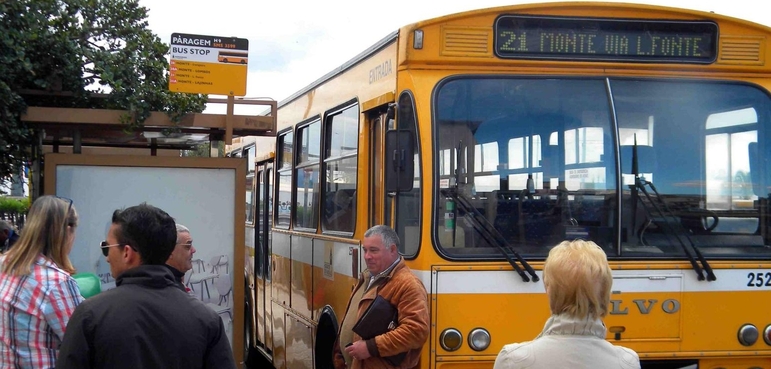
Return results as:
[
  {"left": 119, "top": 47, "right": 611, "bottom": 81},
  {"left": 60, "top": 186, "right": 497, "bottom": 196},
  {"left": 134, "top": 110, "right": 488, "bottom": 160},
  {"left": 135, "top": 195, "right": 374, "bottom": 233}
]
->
[{"left": 333, "top": 225, "right": 429, "bottom": 369}]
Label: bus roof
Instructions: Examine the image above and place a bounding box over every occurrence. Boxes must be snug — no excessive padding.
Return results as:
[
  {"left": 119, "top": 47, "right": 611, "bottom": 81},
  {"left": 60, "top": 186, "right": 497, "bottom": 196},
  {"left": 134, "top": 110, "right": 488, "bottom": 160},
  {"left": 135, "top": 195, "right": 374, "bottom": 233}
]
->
[{"left": 260, "top": 1, "right": 771, "bottom": 115}]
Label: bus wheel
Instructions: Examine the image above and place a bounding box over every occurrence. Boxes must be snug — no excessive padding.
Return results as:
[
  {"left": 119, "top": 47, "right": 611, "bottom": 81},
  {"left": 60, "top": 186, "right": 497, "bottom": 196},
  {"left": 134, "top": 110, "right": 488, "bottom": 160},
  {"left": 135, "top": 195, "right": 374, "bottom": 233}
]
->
[
  {"left": 240, "top": 59, "right": 246, "bottom": 64},
  {"left": 314, "top": 306, "right": 339, "bottom": 369},
  {"left": 223, "top": 58, "right": 229, "bottom": 63}
]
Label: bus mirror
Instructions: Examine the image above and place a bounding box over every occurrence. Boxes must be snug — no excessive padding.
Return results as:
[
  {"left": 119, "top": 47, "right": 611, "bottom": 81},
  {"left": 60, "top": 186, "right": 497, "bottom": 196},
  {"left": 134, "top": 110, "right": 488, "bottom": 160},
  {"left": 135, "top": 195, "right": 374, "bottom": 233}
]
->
[{"left": 385, "top": 129, "right": 415, "bottom": 192}]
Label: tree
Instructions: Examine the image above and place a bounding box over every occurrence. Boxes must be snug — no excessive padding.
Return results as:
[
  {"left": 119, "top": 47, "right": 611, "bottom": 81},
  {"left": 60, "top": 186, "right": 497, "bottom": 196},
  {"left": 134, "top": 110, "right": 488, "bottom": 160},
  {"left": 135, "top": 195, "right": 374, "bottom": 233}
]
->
[{"left": 0, "top": 0, "right": 208, "bottom": 180}]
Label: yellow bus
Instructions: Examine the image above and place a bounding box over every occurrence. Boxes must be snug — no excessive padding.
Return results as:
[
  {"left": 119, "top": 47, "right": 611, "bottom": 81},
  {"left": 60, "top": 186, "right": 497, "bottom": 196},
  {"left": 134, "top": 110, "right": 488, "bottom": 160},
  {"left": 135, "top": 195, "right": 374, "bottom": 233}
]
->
[{"left": 235, "top": 2, "right": 771, "bottom": 368}]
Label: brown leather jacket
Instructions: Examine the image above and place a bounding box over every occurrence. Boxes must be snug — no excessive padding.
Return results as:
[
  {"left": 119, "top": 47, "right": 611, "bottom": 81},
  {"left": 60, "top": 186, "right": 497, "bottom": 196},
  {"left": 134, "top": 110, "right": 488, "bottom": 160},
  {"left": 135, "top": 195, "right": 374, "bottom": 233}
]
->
[{"left": 333, "top": 258, "right": 429, "bottom": 369}]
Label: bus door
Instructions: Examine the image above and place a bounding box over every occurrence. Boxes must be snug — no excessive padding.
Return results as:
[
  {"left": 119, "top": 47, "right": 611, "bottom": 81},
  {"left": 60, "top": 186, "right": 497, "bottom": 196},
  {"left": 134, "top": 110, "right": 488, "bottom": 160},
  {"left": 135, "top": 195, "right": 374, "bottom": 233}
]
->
[
  {"left": 254, "top": 159, "right": 273, "bottom": 351},
  {"left": 370, "top": 108, "right": 395, "bottom": 227}
]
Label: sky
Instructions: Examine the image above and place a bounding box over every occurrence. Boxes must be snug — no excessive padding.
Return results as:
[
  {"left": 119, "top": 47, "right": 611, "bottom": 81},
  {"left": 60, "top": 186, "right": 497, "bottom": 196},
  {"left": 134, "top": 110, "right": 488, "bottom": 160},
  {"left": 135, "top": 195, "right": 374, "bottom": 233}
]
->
[{"left": 137, "top": 0, "right": 769, "bottom": 114}]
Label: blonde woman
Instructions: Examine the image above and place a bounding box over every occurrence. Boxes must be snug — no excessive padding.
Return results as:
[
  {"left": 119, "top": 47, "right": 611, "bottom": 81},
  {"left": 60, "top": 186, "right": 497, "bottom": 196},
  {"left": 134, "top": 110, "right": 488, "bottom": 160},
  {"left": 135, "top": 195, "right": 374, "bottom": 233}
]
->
[
  {"left": 0, "top": 196, "right": 84, "bottom": 369},
  {"left": 494, "top": 240, "right": 640, "bottom": 369}
]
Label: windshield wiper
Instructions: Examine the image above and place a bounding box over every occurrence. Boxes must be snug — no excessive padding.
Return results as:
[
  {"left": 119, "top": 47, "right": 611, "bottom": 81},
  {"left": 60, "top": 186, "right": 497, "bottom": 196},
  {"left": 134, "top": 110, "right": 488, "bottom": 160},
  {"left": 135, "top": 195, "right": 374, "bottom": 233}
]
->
[
  {"left": 441, "top": 187, "right": 539, "bottom": 283},
  {"left": 447, "top": 140, "right": 538, "bottom": 282},
  {"left": 630, "top": 141, "right": 716, "bottom": 281}
]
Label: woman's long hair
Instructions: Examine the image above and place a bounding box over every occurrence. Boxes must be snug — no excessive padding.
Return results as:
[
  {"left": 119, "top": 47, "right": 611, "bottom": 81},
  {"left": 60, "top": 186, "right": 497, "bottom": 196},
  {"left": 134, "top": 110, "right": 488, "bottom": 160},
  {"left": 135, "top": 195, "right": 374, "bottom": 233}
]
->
[{"left": 0, "top": 196, "right": 78, "bottom": 276}]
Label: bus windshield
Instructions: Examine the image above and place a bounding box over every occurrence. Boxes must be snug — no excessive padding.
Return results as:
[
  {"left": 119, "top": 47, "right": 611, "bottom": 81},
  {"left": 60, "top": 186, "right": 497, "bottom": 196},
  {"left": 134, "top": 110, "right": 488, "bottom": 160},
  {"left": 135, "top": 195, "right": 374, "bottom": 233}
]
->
[{"left": 434, "top": 77, "right": 771, "bottom": 259}]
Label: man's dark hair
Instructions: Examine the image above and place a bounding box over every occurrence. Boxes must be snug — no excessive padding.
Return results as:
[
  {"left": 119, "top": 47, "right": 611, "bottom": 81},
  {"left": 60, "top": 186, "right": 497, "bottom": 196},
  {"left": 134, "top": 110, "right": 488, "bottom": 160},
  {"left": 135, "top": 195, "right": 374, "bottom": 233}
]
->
[{"left": 111, "top": 203, "right": 176, "bottom": 265}]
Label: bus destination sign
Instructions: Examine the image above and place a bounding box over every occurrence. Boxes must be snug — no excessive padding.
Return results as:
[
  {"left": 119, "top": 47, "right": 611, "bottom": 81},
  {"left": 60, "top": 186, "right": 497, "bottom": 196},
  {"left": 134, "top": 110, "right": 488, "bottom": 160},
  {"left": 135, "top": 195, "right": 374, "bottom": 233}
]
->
[
  {"left": 169, "top": 32, "right": 249, "bottom": 96},
  {"left": 494, "top": 15, "right": 718, "bottom": 63}
]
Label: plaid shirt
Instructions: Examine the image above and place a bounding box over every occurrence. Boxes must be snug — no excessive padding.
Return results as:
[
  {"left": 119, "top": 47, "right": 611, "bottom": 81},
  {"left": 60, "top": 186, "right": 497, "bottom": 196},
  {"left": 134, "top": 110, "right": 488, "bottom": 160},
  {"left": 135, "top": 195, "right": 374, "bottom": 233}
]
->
[{"left": 0, "top": 255, "right": 84, "bottom": 369}]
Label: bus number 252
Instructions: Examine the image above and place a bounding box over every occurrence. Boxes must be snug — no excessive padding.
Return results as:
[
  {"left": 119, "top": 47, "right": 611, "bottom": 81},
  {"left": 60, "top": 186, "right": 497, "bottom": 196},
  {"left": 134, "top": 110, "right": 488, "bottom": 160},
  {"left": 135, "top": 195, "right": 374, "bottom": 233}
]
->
[{"left": 747, "top": 272, "right": 771, "bottom": 287}]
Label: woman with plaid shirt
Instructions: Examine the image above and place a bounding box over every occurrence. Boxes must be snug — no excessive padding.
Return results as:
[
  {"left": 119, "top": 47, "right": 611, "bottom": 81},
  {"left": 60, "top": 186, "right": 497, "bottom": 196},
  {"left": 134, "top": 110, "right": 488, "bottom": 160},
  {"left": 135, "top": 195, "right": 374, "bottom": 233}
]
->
[{"left": 0, "top": 196, "right": 84, "bottom": 369}]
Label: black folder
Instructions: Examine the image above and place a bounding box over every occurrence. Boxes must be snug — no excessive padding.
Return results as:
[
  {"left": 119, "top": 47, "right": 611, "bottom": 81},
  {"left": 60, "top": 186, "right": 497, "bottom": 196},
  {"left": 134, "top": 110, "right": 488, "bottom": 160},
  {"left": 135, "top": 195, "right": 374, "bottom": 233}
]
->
[{"left": 352, "top": 295, "right": 407, "bottom": 366}]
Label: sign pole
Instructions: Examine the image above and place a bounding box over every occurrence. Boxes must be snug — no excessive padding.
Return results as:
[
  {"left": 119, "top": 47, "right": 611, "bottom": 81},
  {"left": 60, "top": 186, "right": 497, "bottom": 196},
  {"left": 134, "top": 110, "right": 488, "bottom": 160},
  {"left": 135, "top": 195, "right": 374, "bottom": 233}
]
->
[{"left": 225, "top": 95, "right": 234, "bottom": 145}]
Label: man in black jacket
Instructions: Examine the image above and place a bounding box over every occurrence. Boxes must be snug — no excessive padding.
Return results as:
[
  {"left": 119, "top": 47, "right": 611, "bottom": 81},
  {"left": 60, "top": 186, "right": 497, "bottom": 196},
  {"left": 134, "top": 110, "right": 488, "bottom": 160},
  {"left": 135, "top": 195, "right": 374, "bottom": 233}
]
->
[{"left": 56, "top": 203, "right": 236, "bottom": 369}]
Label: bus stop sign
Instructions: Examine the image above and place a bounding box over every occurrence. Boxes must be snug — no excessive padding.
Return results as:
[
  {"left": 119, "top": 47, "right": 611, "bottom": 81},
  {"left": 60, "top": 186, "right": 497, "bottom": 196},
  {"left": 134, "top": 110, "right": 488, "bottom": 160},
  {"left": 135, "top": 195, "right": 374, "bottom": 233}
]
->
[{"left": 169, "top": 32, "right": 249, "bottom": 96}]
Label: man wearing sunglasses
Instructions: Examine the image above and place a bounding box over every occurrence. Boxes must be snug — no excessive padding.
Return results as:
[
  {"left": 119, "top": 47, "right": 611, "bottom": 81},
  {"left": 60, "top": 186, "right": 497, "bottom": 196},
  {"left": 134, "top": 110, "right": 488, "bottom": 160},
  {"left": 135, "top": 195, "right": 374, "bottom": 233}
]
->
[
  {"left": 56, "top": 203, "right": 236, "bottom": 369},
  {"left": 166, "top": 223, "right": 196, "bottom": 293}
]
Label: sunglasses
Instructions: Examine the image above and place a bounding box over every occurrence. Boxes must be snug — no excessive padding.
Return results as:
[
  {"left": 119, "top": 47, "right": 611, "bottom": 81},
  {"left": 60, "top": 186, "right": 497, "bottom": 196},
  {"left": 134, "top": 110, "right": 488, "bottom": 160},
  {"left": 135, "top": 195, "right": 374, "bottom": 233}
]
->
[
  {"left": 56, "top": 196, "right": 74, "bottom": 226},
  {"left": 99, "top": 241, "right": 137, "bottom": 257},
  {"left": 99, "top": 241, "right": 121, "bottom": 257}
]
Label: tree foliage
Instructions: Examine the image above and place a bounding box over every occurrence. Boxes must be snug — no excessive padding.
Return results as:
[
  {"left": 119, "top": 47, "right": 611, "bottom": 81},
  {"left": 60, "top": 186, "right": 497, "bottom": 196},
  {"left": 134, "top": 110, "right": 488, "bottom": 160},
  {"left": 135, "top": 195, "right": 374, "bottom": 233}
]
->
[
  {"left": 0, "top": 196, "right": 30, "bottom": 214},
  {"left": 0, "top": 0, "right": 208, "bottom": 180}
]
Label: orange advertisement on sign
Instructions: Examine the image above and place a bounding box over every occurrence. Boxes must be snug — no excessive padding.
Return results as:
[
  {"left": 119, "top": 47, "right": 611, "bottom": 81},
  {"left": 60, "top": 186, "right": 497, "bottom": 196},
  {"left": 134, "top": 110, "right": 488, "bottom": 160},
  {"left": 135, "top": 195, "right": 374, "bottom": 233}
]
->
[{"left": 169, "top": 60, "right": 247, "bottom": 96}]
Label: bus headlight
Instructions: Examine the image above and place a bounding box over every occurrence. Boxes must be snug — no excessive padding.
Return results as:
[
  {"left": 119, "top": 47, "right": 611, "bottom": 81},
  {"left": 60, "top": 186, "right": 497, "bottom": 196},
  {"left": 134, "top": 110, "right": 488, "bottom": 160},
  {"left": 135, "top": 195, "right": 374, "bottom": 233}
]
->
[
  {"left": 738, "top": 324, "right": 759, "bottom": 346},
  {"left": 764, "top": 324, "right": 771, "bottom": 346},
  {"left": 439, "top": 328, "right": 462, "bottom": 351},
  {"left": 468, "top": 328, "right": 491, "bottom": 351}
]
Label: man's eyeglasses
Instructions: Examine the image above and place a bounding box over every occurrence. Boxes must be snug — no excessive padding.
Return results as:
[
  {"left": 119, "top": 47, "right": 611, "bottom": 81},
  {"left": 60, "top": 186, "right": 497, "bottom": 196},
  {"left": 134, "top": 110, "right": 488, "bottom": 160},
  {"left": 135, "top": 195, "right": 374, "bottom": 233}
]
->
[{"left": 99, "top": 241, "right": 122, "bottom": 257}]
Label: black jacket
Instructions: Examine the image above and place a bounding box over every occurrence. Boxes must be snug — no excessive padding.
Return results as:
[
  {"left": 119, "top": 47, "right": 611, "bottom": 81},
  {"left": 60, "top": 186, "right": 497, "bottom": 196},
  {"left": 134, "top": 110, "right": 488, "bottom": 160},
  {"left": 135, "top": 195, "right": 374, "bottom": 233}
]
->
[
  {"left": 165, "top": 264, "right": 189, "bottom": 292},
  {"left": 56, "top": 265, "right": 236, "bottom": 369}
]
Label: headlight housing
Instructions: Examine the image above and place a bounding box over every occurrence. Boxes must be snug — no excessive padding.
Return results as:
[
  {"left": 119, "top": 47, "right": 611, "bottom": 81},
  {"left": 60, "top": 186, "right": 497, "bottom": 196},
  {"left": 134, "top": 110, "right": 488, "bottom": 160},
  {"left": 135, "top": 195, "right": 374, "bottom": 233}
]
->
[
  {"left": 738, "top": 324, "right": 759, "bottom": 346},
  {"left": 439, "top": 328, "right": 462, "bottom": 352},
  {"left": 468, "top": 328, "right": 491, "bottom": 351}
]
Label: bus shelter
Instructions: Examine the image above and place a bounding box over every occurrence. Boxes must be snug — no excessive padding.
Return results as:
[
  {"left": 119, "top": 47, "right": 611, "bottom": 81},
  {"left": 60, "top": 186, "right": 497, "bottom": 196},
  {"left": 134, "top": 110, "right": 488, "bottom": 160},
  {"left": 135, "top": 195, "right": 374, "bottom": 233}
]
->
[{"left": 18, "top": 95, "right": 276, "bottom": 362}]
